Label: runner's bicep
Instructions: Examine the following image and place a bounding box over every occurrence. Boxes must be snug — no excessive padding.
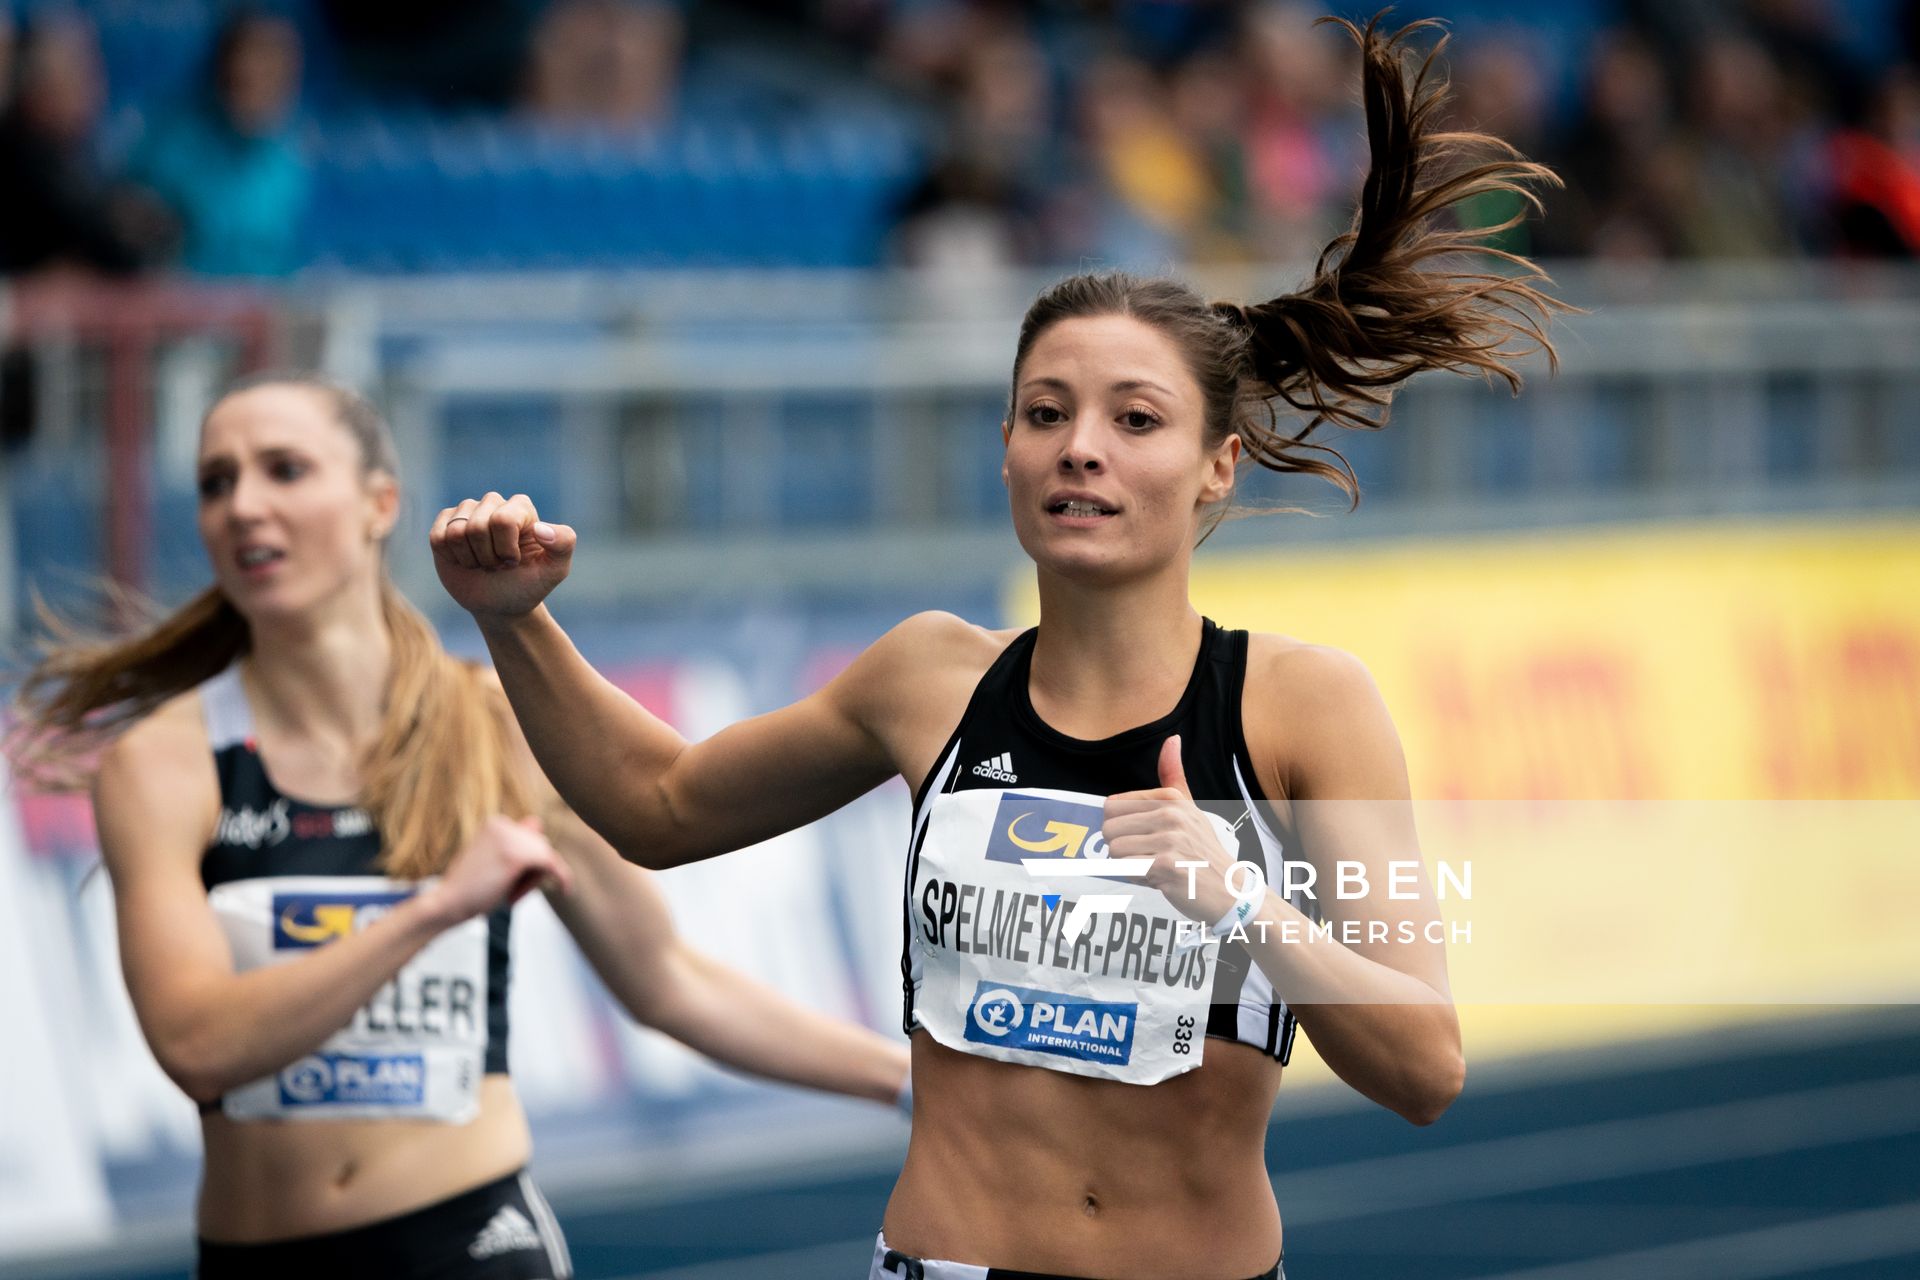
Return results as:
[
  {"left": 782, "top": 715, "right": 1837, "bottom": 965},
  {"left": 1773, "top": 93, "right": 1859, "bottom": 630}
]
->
[
  {"left": 92, "top": 731, "right": 238, "bottom": 1050},
  {"left": 657, "top": 685, "right": 895, "bottom": 854},
  {"left": 1267, "top": 648, "right": 1450, "bottom": 995}
]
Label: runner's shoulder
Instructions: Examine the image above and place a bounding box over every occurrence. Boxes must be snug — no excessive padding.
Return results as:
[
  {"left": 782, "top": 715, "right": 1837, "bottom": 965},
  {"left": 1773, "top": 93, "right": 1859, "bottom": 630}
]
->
[
  {"left": 867, "top": 610, "right": 1016, "bottom": 680},
  {"left": 93, "top": 690, "right": 219, "bottom": 863},
  {"left": 1244, "top": 633, "right": 1385, "bottom": 722},
  {"left": 100, "top": 689, "right": 212, "bottom": 780},
  {"left": 1242, "top": 634, "right": 1398, "bottom": 795}
]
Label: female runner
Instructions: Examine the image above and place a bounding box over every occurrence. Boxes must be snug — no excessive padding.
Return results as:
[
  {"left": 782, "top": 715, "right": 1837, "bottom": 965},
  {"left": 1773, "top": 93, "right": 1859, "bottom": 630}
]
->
[
  {"left": 431, "top": 17, "right": 1563, "bottom": 1280},
  {"left": 6, "top": 374, "right": 909, "bottom": 1279}
]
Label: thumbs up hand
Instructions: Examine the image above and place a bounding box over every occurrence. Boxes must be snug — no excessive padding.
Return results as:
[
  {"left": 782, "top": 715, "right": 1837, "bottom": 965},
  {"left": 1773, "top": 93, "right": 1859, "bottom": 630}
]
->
[
  {"left": 1102, "top": 735, "right": 1247, "bottom": 925},
  {"left": 1156, "top": 732, "right": 1192, "bottom": 800}
]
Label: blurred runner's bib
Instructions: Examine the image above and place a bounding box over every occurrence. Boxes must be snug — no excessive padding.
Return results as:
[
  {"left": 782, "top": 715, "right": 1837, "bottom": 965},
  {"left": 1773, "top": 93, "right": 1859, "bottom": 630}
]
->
[
  {"left": 210, "top": 875, "right": 488, "bottom": 1123},
  {"left": 193, "top": 663, "right": 513, "bottom": 1124}
]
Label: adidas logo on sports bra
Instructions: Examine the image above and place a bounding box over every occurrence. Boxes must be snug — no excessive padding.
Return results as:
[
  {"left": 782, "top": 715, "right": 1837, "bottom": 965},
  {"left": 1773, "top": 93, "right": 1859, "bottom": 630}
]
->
[{"left": 972, "top": 752, "right": 1018, "bottom": 783}]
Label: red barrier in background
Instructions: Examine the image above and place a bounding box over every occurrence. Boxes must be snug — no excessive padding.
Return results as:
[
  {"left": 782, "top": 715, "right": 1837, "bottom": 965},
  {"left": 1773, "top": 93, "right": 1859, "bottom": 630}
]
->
[{"left": 4, "top": 277, "right": 279, "bottom": 598}]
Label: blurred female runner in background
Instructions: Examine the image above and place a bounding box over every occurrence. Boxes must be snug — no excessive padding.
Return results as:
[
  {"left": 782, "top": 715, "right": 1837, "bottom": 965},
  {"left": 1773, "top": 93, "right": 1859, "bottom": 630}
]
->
[
  {"left": 432, "top": 16, "right": 1564, "bottom": 1280},
  {"left": 6, "top": 374, "right": 909, "bottom": 1279}
]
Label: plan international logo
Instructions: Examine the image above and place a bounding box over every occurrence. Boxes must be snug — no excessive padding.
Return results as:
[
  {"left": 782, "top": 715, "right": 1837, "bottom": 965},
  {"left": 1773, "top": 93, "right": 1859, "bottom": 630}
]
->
[
  {"left": 278, "top": 1052, "right": 426, "bottom": 1106},
  {"left": 963, "top": 980, "right": 1138, "bottom": 1066}
]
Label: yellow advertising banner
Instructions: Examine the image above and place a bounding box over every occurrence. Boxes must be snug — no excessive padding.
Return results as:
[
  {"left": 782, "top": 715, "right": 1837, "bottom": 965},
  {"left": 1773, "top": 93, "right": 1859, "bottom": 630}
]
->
[{"left": 1180, "top": 518, "right": 1920, "bottom": 802}]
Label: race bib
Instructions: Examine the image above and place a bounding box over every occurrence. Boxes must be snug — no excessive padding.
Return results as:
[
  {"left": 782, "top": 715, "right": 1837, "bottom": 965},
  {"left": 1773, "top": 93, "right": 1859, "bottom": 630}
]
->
[
  {"left": 209, "top": 876, "right": 487, "bottom": 1123},
  {"left": 909, "top": 788, "right": 1235, "bottom": 1085}
]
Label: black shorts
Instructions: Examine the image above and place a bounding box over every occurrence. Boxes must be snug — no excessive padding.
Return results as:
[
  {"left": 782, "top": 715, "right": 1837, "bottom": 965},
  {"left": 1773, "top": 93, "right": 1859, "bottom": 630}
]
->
[
  {"left": 872, "top": 1233, "right": 1283, "bottom": 1279},
  {"left": 196, "top": 1168, "right": 571, "bottom": 1279}
]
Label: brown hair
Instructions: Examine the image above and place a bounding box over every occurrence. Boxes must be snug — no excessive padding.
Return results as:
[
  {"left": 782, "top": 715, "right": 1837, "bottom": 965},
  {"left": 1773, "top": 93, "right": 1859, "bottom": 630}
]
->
[
  {"left": 4, "top": 374, "right": 531, "bottom": 880},
  {"left": 1011, "top": 13, "right": 1568, "bottom": 523}
]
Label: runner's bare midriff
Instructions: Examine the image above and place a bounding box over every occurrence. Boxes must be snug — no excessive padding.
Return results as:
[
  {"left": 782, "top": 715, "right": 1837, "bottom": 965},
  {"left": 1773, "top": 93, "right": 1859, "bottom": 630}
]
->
[
  {"left": 886, "top": 1033, "right": 1284, "bottom": 1280},
  {"left": 197, "top": 1075, "right": 529, "bottom": 1242}
]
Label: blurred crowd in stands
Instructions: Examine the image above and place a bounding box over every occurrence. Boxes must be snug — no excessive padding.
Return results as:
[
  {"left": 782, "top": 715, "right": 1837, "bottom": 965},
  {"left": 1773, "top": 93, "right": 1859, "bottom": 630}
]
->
[{"left": 0, "top": 0, "right": 1916, "bottom": 279}]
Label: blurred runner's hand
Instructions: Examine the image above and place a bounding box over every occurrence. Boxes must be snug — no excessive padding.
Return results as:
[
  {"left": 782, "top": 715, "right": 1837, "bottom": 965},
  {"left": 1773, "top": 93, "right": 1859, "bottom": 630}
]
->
[{"left": 420, "top": 815, "right": 573, "bottom": 927}]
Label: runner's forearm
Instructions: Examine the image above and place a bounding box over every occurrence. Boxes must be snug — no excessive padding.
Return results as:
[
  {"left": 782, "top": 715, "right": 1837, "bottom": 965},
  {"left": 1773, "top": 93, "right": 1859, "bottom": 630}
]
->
[
  {"left": 155, "top": 894, "right": 453, "bottom": 1103},
  {"left": 478, "top": 606, "right": 691, "bottom": 861},
  {"left": 1245, "top": 897, "right": 1463, "bottom": 1125}
]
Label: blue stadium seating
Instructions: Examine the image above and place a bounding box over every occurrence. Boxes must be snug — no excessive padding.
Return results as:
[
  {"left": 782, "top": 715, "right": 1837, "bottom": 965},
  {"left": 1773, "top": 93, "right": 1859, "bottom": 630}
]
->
[
  {"left": 300, "top": 113, "right": 918, "bottom": 271},
  {"left": 54, "top": 0, "right": 1765, "bottom": 275}
]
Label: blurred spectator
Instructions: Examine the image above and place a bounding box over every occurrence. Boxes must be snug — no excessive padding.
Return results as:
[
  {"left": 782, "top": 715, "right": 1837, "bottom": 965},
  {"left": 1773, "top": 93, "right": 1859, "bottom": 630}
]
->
[
  {"left": 1447, "top": 36, "right": 1550, "bottom": 258},
  {"left": 870, "top": 0, "right": 974, "bottom": 92},
  {"left": 889, "top": 12, "right": 1055, "bottom": 270},
  {"left": 1238, "top": 1, "right": 1358, "bottom": 263},
  {"left": 1169, "top": 49, "right": 1255, "bottom": 261},
  {"left": 1744, "top": 0, "right": 1863, "bottom": 124},
  {"left": 522, "top": 0, "right": 684, "bottom": 127},
  {"left": 3, "top": 0, "right": 1914, "bottom": 272},
  {"left": 951, "top": 13, "right": 1055, "bottom": 165},
  {"left": 0, "top": 344, "right": 31, "bottom": 453},
  {"left": 1545, "top": 31, "right": 1679, "bottom": 259},
  {"left": 321, "top": 0, "right": 538, "bottom": 109},
  {"left": 1825, "top": 67, "right": 1920, "bottom": 255},
  {"left": 127, "top": 11, "right": 309, "bottom": 278},
  {"left": 0, "top": 12, "right": 175, "bottom": 276},
  {"left": 1108, "top": 0, "right": 1240, "bottom": 69},
  {"left": 1, "top": 8, "right": 15, "bottom": 112},
  {"left": 1670, "top": 34, "right": 1799, "bottom": 257},
  {"left": 891, "top": 152, "right": 1046, "bottom": 270},
  {"left": 1073, "top": 53, "right": 1216, "bottom": 262}
]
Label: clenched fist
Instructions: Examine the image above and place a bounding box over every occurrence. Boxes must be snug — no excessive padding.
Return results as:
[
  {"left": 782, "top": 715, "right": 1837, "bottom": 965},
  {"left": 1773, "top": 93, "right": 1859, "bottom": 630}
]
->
[{"left": 430, "top": 492, "right": 576, "bottom": 619}]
